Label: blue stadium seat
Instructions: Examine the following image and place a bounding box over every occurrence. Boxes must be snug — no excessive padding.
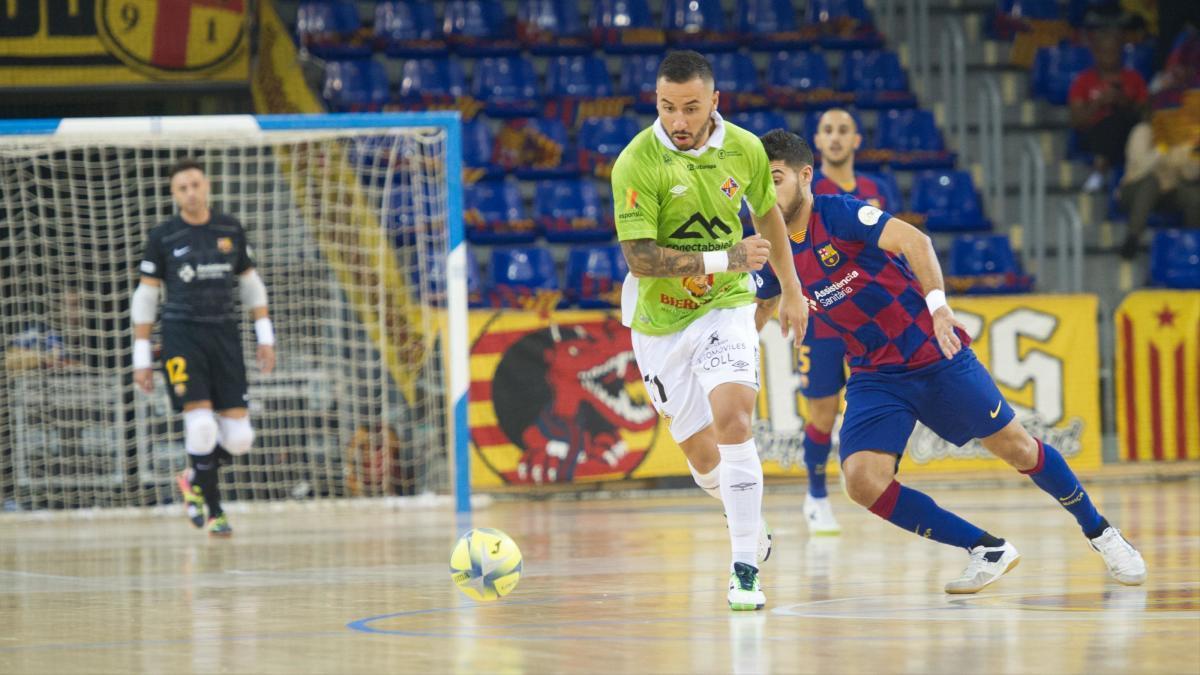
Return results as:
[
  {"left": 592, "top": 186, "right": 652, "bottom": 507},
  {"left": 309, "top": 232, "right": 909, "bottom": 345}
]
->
[
  {"left": 1123, "top": 41, "right": 1155, "bottom": 82},
  {"left": 578, "top": 116, "right": 641, "bottom": 178},
  {"left": 736, "top": 0, "right": 808, "bottom": 51},
  {"left": 805, "top": 0, "right": 882, "bottom": 49},
  {"left": 374, "top": 1, "right": 445, "bottom": 57},
  {"left": 465, "top": 178, "right": 539, "bottom": 245},
  {"left": 494, "top": 117, "right": 577, "bottom": 179},
  {"left": 947, "top": 234, "right": 1034, "bottom": 294},
  {"left": 472, "top": 56, "right": 541, "bottom": 117},
  {"left": 488, "top": 247, "right": 563, "bottom": 308},
  {"left": 461, "top": 118, "right": 500, "bottom": 180},
  {"left": 297, "top": 0, "right": 370, "bottom": 59},
  {"left": 545, "top": 55, "right": 614, "bottom": 99},
  {"left": 1031, "top": 43, "right": 1093, "bottom": 105},
  {"left": 838, "top": 51, "right": 916, "bottom": 109},
  {"left": 565, "top": 244, "right": 629, "bottom": 308},
  {"left": 618, "top": 53, "right": 662, "bottom": 114},
  {"left": 396, "top": 57, "right": 467, "bottom": 105},
  {"left": 663, "top": 0, "right": 736, "bottom": 50},
  {"left": 537, "top": 178, "right": 611, "bottom": 243},
  {"left": 727, "top": 111, "right": 788, "bottom": 138},
  {"left": 517, "top": 0, "right": 591, "bottom": 54},
  {"left": 986, "top": 0, "right": 1062, "bottom": 41},
  {"left": 705, "top": 52, "right": 768, "bottom": 112},
  {"left": 466, "top": 246, "right": 485, "bottom": 308},
  {"left": 590, "top": 0, "right": 665, "bottom": 53},
  {"left": 911, "top": 170, "right": 991, "bottom": 231},
  {"left": 1150, "top": 230, "right": 1200, "bottom": 289},
  {"left": 766, "top": 50, "right": 850, "bottom": 110},
  {"left": 322, "top": 60, "right": 389, "bottom": 112},
  {"left": 876, "top": 109, "right": 955, "bottom": 170},
  {"left": 443, "top": 0, "right": 520, "bottom": 55}
]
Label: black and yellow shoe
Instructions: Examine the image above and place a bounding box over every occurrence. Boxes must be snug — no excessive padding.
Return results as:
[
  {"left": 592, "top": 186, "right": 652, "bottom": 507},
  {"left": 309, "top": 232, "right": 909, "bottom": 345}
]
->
[{"left": 175, "top": 471, "right": 205, "bottom": 529}]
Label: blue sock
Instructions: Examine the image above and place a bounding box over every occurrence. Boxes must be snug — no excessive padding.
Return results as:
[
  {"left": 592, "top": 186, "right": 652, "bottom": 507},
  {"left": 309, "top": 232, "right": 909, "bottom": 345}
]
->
[
  {"left": 803, "top": 424, "right": 832, "bottom": 498},
  {"left": 1022, "top": 439, "right": 1106, "bottom": 538},
  {"left": 869, "top": 481, "right": 987, "bottom": 549}
]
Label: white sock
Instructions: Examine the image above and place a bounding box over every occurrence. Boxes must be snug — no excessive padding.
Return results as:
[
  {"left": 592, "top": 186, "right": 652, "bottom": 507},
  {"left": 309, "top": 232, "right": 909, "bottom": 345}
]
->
[
  {"left": 687, "top": 460, "right": 722, "bottom": 500},
  {"left": 718, "top": 438, "right": 763, "bottom": 568}
]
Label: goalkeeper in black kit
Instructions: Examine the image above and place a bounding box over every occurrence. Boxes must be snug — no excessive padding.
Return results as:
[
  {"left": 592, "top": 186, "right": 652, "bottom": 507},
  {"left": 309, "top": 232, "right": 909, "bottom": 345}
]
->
[{"left": 131, "top": 158, "right": 277, "bottom": 536}]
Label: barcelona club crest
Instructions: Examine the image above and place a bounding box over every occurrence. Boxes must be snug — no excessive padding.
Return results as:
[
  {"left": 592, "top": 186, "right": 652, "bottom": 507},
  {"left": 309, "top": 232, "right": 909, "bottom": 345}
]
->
[
  {"left": 818, "top": 243, "right": 841, "bottom": 268},
  {"left": 217, "top": 237, "right": 234, "bottom": 254},
  {"left": 96, "top": 0, "right": 247, "bottom": 79},
  {"left": 720, "top": 176, "right": 740, "bottom": 200}
]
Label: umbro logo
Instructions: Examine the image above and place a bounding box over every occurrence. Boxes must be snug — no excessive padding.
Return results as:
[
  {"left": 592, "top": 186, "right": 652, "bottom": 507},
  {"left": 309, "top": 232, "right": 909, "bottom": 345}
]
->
[
  {"left": 670, "top": 184, "right": 688, "bottom": 197},
  {"left": 173, "top": 246, "right": 190, "bottom": 257},
  {"left": 729, "top": 482, "right": 758, "bottom": 492}
]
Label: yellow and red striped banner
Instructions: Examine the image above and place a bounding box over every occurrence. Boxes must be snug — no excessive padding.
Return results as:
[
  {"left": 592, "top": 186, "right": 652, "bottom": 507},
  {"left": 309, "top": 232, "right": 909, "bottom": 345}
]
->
[{"left": 1116, "top": 290, "right": 1200, "bottom": 461}]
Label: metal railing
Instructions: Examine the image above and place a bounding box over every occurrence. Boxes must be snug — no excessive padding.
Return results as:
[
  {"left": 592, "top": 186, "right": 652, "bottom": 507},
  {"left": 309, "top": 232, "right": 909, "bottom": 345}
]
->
[
  {"left": 938, "top": 16, "right": 968, "bottom": 164},
  {"left": 1055, "top": 200, "right": 1084, "bottom": 292},
  {"left": 977, "top": 74, "right": 1006, "bottom": 227},
  {"left": 1018, "top": 136, "right": 1047, "bottom": 279}
]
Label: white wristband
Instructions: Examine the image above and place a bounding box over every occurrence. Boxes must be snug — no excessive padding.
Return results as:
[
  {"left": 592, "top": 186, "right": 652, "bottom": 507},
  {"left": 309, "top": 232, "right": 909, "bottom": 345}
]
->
[
  {"left": 702, "top": 250, "right": 729, "bottom": 274},
  {"left": 925, "top": 289, "right": 948, "bottom": 314},
  {"left": 133, "top": 339, "right": 152, "bottom": 370},
  {"left": 254, "top": 317, "right": 276, "bottom": 346}
]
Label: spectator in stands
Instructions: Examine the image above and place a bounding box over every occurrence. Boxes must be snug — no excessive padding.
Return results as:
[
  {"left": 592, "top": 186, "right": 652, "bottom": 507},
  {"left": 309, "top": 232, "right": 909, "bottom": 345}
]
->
[
  {"left": 1149, "top": 25, "right": 1200, "bottom": 103},
  {"left": 1117, "top": 115, "right": 1200, "bottom": 258},
  {"left": 1069, "top": 11, "right": 1149, "bottom": 192}
]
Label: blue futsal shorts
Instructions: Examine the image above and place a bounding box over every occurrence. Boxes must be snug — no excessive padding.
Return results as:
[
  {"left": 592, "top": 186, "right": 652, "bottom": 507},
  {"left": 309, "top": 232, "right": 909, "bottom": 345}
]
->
[
  {"left": 838, "top": 348, "right": 1016, "bottom": 461},
  {"left": 799, "top": 334, "right": 847, "bottom": 399}
]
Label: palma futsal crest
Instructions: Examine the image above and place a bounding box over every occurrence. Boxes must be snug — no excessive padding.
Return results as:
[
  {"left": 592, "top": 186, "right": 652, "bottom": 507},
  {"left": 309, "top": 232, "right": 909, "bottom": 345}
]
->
[{"left": 97, "top": 0, "right": 247, "bottom": 78}]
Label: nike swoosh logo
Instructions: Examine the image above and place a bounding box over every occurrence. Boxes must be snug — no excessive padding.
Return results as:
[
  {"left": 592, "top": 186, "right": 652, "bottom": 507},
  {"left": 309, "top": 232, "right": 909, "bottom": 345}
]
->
[
  {"left": 173, "top": 246, "right": 190, "bottom": 257},
  {"left": 989, "top": 401, "right": 1003, "bottom": 419}
]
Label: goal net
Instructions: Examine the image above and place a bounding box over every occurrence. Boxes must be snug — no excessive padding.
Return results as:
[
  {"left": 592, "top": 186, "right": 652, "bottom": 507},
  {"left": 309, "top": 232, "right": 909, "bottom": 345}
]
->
[{"left": 0, "top": 114, "right": 469, "bottom": 513}]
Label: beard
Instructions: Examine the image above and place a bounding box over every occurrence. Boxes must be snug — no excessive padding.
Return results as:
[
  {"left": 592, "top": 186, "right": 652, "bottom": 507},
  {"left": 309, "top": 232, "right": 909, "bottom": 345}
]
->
[
  {"left": 671, "top": 113, "right": 714, "bottom": 151},
  {"left": 783, "top": 193, "right": 806, "bottom": 224}
]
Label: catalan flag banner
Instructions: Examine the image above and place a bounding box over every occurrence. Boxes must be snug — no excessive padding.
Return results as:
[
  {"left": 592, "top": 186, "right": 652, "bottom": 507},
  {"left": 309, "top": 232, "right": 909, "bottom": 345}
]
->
[{"left": 1115, "top": 290, "right": 1200, "bottom": 462}]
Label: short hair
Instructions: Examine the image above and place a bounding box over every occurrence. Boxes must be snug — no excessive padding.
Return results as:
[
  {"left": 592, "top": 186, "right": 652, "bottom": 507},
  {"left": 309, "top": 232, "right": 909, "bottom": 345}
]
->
[
  {"left": 657, "top": 50, "right": 714, "bottom": 86},
  {"left": 167, "top": 158, "right": 204, "bottom": 181},
  {"left": 817, "top": 108, "right": 858, "bottom": 132},
  {"left": 760, "top": 129, "right": 814, "bottom": 170}
]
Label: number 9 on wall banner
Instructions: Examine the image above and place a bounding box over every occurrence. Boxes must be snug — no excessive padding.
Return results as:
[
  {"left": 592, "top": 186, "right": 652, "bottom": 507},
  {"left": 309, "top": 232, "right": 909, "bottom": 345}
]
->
[{"left": 755, "top": 294, "right": 1103, "bottom": 475}]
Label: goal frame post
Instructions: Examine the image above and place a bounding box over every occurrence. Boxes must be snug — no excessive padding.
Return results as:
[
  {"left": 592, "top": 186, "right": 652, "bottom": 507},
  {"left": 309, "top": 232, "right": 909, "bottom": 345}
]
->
[{"left": 0, "top": 112, "right": 472, "bottom": 514}]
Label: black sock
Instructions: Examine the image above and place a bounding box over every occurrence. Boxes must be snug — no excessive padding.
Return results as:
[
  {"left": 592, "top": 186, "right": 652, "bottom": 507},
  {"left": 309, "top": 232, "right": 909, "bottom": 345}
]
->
[
  {"left": 1084, "top": 517, "right": 1110, "bottom": 541},
  {"left": 189, "top": 452, "right": 223, "bottom": 518},
  {"left": 972, "top": 533, "right": 1005, "bottom": 549},
  {"left": 214, "top": 445, "right": 234, "bottom": 467}
]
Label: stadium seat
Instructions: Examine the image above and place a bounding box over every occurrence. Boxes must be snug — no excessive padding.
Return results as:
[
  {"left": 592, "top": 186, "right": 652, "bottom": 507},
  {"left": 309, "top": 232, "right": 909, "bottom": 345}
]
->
[
  {"left": 578, "top": 116, "right": 641, "bottom": 178},
  {"left": 472, "top": 56, "right": 541, "bottom": 117},
  {"left": 875, "top": 109, "right": 955, "bottom": 170},
  {"left": 986, "top": 0, "right": 1062, "bottom": 41},
  {"left": 766, "top": 50, "right": 851, "bottom": 110},
  {"left": 618, "top": 53, "right": 663, "bottom": 113},
  {"left": 565, "top": 244, "right": 629, "bottom": 308},
  {"left": 736, "top": 0, "right": 809, "bottom": 51},
  {"left": 461, "top": 118, "right": 500, "bottom": 181},
  {"left": 805, "top": 0, "right": 883, "bottom": 50},
  {"left": 494, "top": 117, "right": 577, "bottom": 179},
  {"left": 591, "top": 0, "right": 665, "bottom": 53},
  {"left": 536, "top": 178, "right": 611, "bottom": 243},
  {"left": 464, "top": 178, "right": 539, "bottom": 245},
  {"left": 705, "top": 52, "right": 768, "bottom": 112},
  {"left": 466, "top": 246, "right": 485, "bottom": 308},
  {"left": 517, "top": 0, "right": 591, "bottom": 54},
  {"left": 488, "top": 247, "right": 564, "bottom": 308},
  {"left": 1031, "top": 43, "right": 1093, "bottom": 105},
  {"left": 322, "top": 60, "right": 389, "bottom": 112},
  {"left": 1123, "top": 41, "right": 1155, "bottom": 82},
  {"left": 1149, "top": 230, "right": 1200, "bottom": 289},
  {"left": 947, "top": 234, "right": 1035, "bottom": 294},
  {"left": 374, "top": 1, "right": 446, "bottom": 57},
  {"left": 663, "top": 0, "right": 736, "bottom": 50},
  {"left": 838, "top": 51, "right": 916, "bottom": 109},
  {"left": 297, "top": 0, "right": 370, "bottom": 59},
  {"left": 443, "top": 0, "right": 520, "bottom": 55},
  {"left": 545, "top": 55, "right": 614, "bottom": 99},
  {"left": 396, "top": 57, "right": 467, "bottom": 106},
  {"left": 910, "top": 170, "right": 991, "bottom": 231},
  {"left": 727, "top": 111, "right": 788, "bottom": 138}
]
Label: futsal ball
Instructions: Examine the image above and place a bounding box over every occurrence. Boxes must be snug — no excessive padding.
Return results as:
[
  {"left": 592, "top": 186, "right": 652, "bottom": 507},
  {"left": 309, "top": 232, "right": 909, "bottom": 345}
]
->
[{"left": 449, "top": 527, "right": 522, "bottom": 601}]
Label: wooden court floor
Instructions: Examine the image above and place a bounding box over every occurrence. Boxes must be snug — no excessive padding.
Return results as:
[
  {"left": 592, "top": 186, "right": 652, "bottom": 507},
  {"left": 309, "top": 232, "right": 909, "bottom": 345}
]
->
[{"left": 1, "top": 478, "right": 1198, "bottom": 675}]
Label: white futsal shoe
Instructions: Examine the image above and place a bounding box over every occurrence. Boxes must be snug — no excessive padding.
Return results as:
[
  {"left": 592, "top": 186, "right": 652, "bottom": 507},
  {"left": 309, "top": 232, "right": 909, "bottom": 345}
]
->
[
  {"left": 944, "top": 540, "right": 1021, "bottom": 594},
  {"left": 804, "top": 495, "right": 841, "bottom": 536},
  {"left": 728, "top": 562, "right": 766, "bottom": 611},
  {"left": 1089, "top": 526, "right": 1147, "bottom": 585}
]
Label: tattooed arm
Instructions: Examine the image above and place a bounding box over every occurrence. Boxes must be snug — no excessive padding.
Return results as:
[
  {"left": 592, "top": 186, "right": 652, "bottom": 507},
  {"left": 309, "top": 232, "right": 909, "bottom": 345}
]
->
[{"left": 619, "top": 237, "right": 770, "bottom": 278}]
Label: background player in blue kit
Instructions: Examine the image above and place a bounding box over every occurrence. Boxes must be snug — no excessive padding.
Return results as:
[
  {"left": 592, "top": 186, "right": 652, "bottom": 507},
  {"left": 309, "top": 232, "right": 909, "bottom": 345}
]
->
[{"left": 754, "top": 130, "right": 1146, "bottom": 593}]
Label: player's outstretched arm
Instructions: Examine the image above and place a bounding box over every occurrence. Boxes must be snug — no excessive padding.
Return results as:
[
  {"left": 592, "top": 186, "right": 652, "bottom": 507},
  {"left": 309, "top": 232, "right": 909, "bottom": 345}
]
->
[
  {"left": 239, "top": 269, "right": 276, "bottom": 374},
  {"left": 876, "top": 218, "right": 965, "bottom": 359},
  {"left": 751, "top": 205, "right": 807, "bottom": 345},
  {"left": 619, "top": 237, "right": 770, "bottom": 278},
  {"left": 130, "top": 275, "right": 161, "bottom": 393}
]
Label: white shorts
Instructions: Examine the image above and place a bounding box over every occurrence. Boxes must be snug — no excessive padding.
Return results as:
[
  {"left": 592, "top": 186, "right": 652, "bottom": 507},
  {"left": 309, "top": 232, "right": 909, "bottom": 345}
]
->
[{"left": 632, "top": 304, "right": 760, "bottom": 444}]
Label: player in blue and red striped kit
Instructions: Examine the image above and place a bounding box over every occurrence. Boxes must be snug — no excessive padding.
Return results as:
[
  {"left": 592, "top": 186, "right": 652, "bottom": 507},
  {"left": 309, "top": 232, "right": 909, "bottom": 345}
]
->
[{"left": 754, "top": 129, "right": 1145, "bottom": 593}]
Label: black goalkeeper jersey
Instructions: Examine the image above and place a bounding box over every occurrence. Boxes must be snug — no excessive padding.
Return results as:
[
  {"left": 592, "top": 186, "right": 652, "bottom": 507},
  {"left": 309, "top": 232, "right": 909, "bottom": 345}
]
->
[{"left": 139, "top": 213, "right": 255, "bottom": 324}]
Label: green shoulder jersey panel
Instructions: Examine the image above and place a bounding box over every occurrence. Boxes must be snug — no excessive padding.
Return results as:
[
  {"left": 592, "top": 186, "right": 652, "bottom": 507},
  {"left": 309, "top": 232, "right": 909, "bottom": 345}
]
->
[{"left": 611, "top": 120, "right": 777, "bottom": 336}]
